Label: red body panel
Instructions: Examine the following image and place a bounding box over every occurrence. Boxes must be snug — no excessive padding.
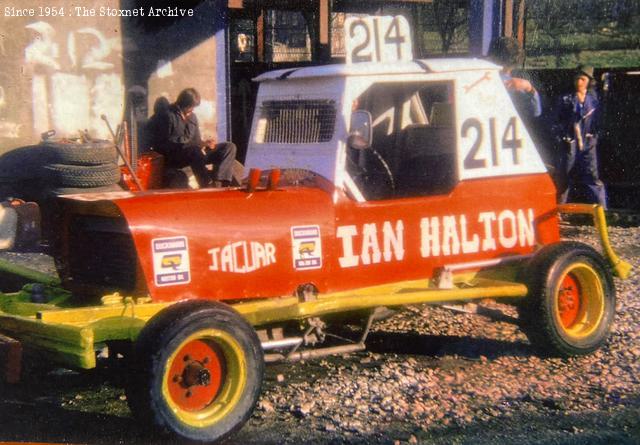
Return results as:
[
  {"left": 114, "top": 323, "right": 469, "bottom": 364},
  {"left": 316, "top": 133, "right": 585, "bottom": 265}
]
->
[
  {"left": 113, "top": 187, "right": 335, "bottom": 301},
  {"left": 110, "top": 172, "right": 559, "bottom": 302},
  {"left": 121, "top": 152, "right": 165, "bottom": 191},
  {"left": 332, "top": 174, "right": 558, "bottom": 286}
]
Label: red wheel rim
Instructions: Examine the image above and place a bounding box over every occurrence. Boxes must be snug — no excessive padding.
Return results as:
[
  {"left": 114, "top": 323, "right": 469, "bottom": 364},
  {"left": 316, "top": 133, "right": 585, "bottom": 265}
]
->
[
  {"left": 557, "top": 273, "right": 582, "bottom": 328},
  {"left": 167, "top": 339, "right": 225, "bottom": 411}
]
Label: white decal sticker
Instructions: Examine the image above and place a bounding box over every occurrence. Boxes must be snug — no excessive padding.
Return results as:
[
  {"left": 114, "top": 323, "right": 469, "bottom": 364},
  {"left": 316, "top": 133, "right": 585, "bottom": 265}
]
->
[
  {"left": 291, "top": 225, "right": 323, "bottom": 270},
  {"left": 420, "top": 209, "right": 535, "bottom": 258},
  {"left": 337, "top": 220, "right": 405, "bottom": 268},
  {"left": 337, "top": 210, "right": 535, "bottom": 268},
  {"left": 152, "top": 236, "right": 191, "bottom": 286},
  {"left": 208, "top": 241, "right": 276, "bottom": 274}
]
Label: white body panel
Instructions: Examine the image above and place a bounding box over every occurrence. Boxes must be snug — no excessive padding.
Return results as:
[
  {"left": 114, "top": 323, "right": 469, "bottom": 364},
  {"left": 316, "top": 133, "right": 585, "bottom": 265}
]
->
[
  {"left": 244, "top": 77, "right": 347, "bottom": 182},
  {"left": 245, "top": 59, "right": 546, "bottom": 190},
  {"left": 454, "top": 70, "right": 546, "bottom": 179}
]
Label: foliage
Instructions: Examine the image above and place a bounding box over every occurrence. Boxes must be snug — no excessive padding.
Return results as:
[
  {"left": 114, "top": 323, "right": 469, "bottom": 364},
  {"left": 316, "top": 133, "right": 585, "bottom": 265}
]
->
[
  {"left": 415, "top": 0, "right": 468, "bottom": 55},
  {"left": 432, "top": 0, "right": 468, "bottom": 53},
  {"left": 526, "top": 0, "right": 640, "bottom": 67}
]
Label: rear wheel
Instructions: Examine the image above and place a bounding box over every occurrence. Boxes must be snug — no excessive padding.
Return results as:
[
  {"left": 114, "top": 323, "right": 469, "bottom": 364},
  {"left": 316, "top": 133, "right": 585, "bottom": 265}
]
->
[
  {"left": 518, "top": 242, "right": 615, "bottom": 357},
  {"left": 127, "top": 300, "right": 264, "bottom": 443}
]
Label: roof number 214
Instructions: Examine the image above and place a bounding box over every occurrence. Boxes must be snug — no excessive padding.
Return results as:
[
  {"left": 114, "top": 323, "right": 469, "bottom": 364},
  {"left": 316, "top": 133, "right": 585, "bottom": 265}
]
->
[{"left": 345, "top": 16, "right": 413, "bottom": 64}]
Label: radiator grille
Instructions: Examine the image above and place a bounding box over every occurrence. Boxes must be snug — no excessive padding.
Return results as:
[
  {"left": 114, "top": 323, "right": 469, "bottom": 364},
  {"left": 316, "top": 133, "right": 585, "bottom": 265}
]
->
[
  {"left": 260, "top": 100, "right": 336, "bottom": 143},
  {"left": 68, "top": 216, "right": 138, "bottom": 291}
]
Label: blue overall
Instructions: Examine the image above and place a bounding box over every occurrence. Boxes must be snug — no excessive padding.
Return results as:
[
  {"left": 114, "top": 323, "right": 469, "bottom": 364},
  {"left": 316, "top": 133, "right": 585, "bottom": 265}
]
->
[{"left": 553, "top": 92, "right": 607, "bottom": 208}]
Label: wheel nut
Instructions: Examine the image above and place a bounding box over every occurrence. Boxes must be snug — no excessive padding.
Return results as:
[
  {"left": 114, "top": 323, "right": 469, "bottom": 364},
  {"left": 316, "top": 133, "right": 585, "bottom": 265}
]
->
[
  {"left": 197, "top": 369, "right": 211, "bottom": 386},
  {"left": 185, "top": 391, "right": 192, "bottom": 398},
  {"left": 183, "top": 355, "right": 191, "bottom": 362}
]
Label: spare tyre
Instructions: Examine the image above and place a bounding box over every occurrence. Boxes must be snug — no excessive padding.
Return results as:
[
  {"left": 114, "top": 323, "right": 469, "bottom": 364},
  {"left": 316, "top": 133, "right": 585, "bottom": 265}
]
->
[
  {"left": 42, "top": 139, "right": 118, "bottom": 166},
  {"left": 48, "top": 184, "right": 125, "bottom": 196},
  {"left": 44, "top": 163, "right": 121, "bottom": 188}
]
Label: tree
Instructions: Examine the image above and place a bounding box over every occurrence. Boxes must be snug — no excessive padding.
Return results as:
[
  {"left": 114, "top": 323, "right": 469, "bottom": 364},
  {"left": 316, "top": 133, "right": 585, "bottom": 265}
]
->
[{"left": 432, "top": 0, "right": 467, "bottom": 54}]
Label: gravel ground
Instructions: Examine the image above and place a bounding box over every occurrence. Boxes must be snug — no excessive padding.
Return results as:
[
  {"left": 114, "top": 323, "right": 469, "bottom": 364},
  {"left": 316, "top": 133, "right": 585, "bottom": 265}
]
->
[
  {"left": 237, "top": 225, "right": 640, "bottom": 445},
  {"left": 0, "top": 225, "right": 638, "bottom": 444}
]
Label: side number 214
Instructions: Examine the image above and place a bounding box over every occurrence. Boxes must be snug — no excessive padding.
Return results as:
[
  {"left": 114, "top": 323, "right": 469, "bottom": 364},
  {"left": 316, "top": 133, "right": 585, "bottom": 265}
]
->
[{"left": 462, "top": 117, "right": 523, "bottom": 169}]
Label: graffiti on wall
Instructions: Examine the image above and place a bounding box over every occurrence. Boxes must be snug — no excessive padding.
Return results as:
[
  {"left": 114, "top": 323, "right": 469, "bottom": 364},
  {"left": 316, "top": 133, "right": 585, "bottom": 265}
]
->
[
  {"left": 23, "top": 20, "right": 123, "bottom": 140},
  {"left": 0, "top": 84, "right": 16, "bottom": 137},
  {"left": 0, "top": 29, "right": 24, "bottom": 140}
]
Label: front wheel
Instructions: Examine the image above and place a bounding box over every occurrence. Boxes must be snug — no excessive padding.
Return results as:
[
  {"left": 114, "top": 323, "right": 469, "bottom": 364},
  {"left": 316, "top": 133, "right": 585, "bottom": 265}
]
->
[
  {"left": 126, "top": 300, "right": 264, "bottom": 443},
  {"left": 518, "top": 242, "right": 616, "bottom": 357}
]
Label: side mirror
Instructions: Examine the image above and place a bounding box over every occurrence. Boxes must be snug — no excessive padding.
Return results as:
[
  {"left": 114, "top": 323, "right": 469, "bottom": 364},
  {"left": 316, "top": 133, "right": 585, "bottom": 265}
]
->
[{"left": 348, "top": 110, "right": 372, "bottom": 150}]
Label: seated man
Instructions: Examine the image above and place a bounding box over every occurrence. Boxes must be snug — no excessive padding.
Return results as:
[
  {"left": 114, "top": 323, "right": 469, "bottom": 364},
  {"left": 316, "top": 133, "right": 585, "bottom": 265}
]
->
[{"left": 148, "top": 88, "right": 236, "bottom": 188}]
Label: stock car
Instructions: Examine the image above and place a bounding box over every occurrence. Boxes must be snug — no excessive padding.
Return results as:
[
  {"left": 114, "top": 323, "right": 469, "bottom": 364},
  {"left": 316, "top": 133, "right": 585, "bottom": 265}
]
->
[{"left": 0, "top": 56, "right": 631, "bottom": 443}]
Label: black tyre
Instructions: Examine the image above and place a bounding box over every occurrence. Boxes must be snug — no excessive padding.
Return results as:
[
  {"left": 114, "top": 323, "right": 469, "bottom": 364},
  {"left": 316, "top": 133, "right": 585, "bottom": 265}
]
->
[
  {"left": 43, "top": 139, "right": 117, "bottom": 165},
  {"left": 44, "top": 163, "right": 121, "bottom": 187},
  {"left": 126, "top": 300, "right": 264, "bottom": 443},
  {"left": 48, "top": 184, "right": 124, "bottom": 196},
  {"left": 518, "top": 241, "right": 615, "bottom": 357}
]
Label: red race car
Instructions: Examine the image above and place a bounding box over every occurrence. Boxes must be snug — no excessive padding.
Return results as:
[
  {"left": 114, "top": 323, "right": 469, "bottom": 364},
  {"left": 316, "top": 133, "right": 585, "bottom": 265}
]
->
[{"left": 0, "top": 55, "right": 631, "bottom": 444}]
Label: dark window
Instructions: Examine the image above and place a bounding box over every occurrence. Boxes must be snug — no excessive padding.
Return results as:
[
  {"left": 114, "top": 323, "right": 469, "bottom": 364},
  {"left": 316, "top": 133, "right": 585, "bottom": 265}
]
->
[
  {"left": 231, "top": 18, "right": 256, "bottom": 63},
  {"left": 265, "top": 10, "right": 312, "bottom": 62},
  {"left": 347, "top": 82, "right": 457, "bottom": 200}
]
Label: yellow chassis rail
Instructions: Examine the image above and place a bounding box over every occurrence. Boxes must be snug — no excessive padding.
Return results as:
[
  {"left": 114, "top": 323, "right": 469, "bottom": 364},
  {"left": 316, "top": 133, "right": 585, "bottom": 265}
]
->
[
  {"left": 0, "top": 275, "right": 526, "bottom": 369},
  {"left": 0, "top": 204, "right": 630, "bottom": 370}
]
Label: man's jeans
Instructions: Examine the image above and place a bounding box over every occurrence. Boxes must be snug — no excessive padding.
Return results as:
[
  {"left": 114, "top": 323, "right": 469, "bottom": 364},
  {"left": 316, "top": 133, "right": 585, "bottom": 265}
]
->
[{"left": 556, "top": 137, "right": 607, "bottom": 209}]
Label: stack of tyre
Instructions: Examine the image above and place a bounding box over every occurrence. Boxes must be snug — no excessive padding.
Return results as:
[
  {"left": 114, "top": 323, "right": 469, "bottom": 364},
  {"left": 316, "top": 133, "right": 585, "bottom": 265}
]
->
[{"left": 42, "top": 139, "right": 122, "bottom": 196}]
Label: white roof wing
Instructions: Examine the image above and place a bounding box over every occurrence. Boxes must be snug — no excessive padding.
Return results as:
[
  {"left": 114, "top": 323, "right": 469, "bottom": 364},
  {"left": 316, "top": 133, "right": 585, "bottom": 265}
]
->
[{"left": 254, "top": 58, "right": 500, "bottom": 82}]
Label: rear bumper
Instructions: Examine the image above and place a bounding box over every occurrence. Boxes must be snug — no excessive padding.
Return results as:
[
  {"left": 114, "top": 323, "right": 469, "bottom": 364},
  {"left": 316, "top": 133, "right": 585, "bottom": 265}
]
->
[
  {"left": 0, "top": 290, "right": 166, "bottom": 371},
  {"left": 558, "top": 203, "right": 632, "bottom": 278}
]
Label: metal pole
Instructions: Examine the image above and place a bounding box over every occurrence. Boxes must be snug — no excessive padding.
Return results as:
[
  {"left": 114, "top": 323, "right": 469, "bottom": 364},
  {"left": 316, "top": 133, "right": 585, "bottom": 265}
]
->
[
  {"left": 265, "top": 343, "right": 366, "bottom": 363},
  {"left": 261, "top": 337, "right": 303, "bottom": 351},
  {"left": 101, "top": 115, "right": 144, "bottom": 191}
]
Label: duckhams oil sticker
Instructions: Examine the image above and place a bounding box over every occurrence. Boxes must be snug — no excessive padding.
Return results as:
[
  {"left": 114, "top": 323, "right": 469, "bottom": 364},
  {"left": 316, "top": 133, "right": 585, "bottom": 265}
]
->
[
  {"left": 291, "top": 225, "right": 323, "bottom": 270},
  {"left": 152, "top": 236, "right": 191, "bottom": 286}
]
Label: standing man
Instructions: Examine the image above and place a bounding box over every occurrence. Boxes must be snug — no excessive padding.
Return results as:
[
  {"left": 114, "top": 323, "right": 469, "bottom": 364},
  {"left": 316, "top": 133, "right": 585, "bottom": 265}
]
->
[
  {"left": 553, "top": 66, "right": 607, "bottom": 208},
  {"left": 148, "top": 88, "right": 237, "bottom": 188},
  {"left": 488, "top": 37, "right": 542, "bottom": 124}
]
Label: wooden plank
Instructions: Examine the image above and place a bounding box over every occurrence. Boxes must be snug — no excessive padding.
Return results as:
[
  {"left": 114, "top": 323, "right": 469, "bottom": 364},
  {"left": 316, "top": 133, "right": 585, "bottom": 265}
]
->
[
  {"left": 504, "top": 0, "right": 514, "bottom": 37},
  {"left": 0, "top": 333, "right": 22, "bottom": 384},
  {"left": 319, "top": 0, "right": 329, "bottom": 45},
  {"left": 257, "top": 10, "right": 265, "bottom": 63},
  {"left": 516, "top": 0, "right": 526, "bottom": 45}
]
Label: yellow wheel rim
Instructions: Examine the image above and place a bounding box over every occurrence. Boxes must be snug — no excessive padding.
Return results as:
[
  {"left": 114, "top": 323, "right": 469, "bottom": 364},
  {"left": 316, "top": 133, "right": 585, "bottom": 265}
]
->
[
  {"left": 161, "top": 329, "right": 247, "bottom": 428},
  {"left": 553, "top": 262, "right": 605, "bottom": 340}
]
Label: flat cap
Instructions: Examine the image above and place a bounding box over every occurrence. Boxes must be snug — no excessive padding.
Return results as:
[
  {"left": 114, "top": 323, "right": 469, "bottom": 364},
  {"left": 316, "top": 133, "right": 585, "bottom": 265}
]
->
[{"left": 576, "top": 65, "right": 595, "bottom": 80}]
